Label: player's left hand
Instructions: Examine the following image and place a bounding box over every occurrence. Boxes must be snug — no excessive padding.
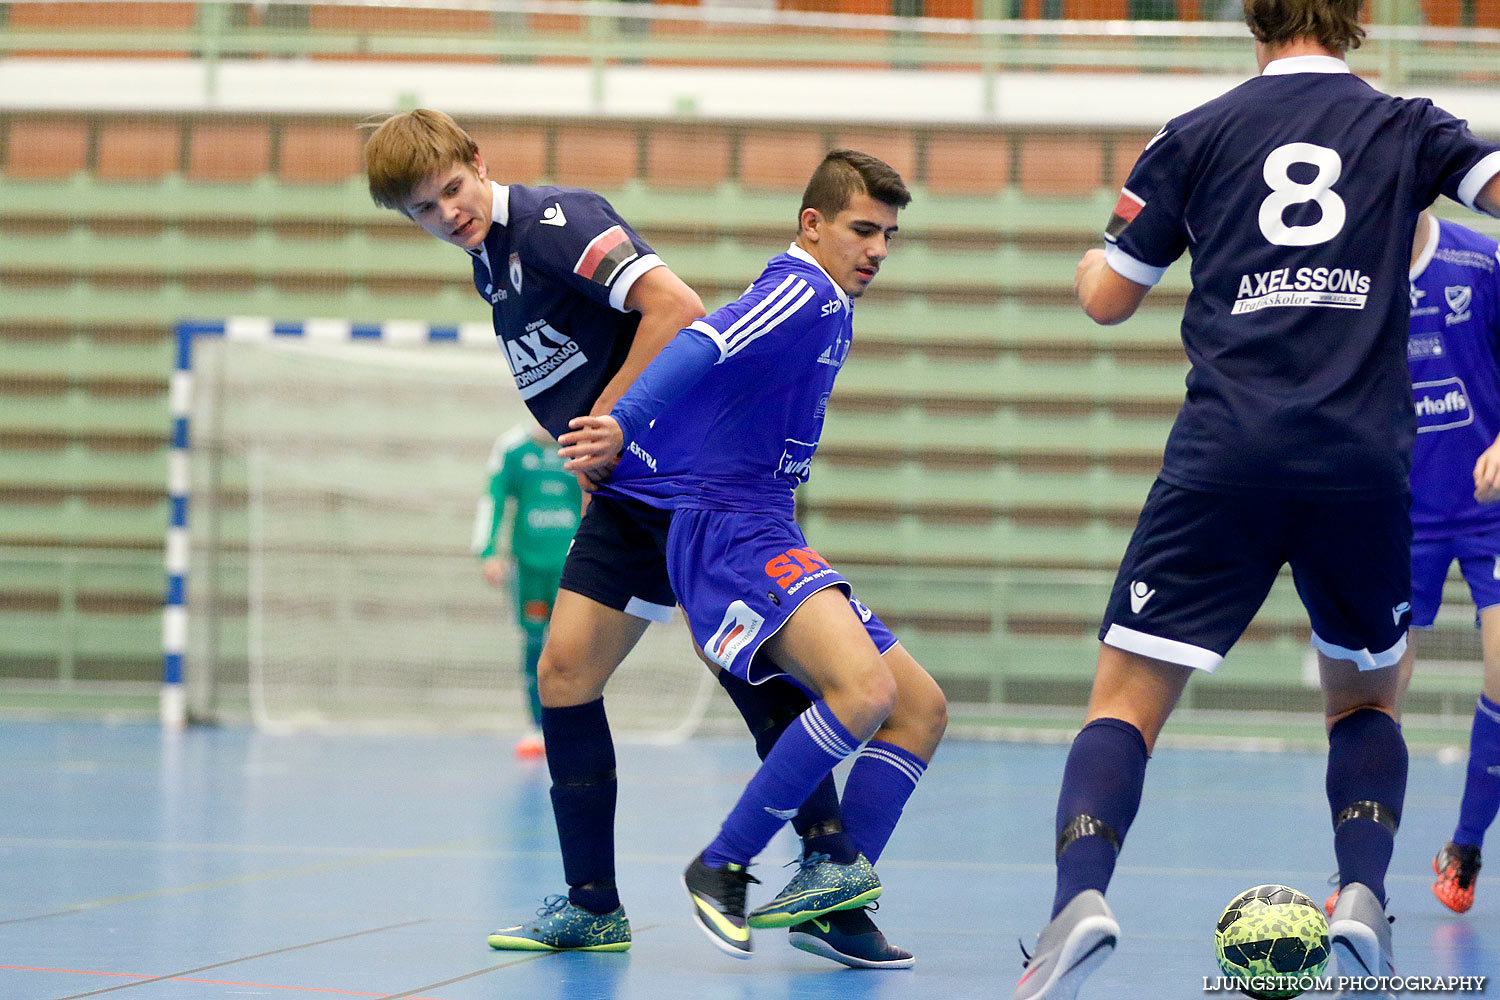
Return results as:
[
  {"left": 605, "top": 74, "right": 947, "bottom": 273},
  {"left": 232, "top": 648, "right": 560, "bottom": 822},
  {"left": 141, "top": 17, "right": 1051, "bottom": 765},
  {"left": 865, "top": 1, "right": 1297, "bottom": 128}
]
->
[
  {"left": 560, "top": 415, "right": 625, "bottom": 477},
  {"left": 1474, "top": 440, "right": 1500, "bottom": 503}
]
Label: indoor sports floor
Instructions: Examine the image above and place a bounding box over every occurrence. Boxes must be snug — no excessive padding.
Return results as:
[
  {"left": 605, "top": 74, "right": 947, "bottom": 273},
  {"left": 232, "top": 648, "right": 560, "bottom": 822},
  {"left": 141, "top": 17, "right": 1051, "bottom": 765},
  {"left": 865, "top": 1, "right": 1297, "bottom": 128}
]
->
[{"left": 0, "top": 720, "right": 1492, "bottom": 1000}]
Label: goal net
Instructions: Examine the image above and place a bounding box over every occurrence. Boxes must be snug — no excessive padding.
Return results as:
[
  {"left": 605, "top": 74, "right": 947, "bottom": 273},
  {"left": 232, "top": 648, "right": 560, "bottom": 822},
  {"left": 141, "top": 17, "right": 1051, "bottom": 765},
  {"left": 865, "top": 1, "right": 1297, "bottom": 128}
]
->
[{"left": 171, "top": 318, "right": 713, "bottom": 739}]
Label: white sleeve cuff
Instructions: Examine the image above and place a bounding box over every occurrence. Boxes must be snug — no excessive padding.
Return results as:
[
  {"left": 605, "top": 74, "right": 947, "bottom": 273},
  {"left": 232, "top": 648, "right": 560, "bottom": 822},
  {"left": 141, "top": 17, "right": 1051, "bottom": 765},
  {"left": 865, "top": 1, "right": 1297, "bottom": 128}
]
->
[
  {"left": 1104, "top": 244, "right": 1168, "bottom": 287},
  {"left": 608, "top": 253, "right": 666, "bottom": 312},
  {"left": 1458, "top": 151, "right": 1500, "bottom": 216}
]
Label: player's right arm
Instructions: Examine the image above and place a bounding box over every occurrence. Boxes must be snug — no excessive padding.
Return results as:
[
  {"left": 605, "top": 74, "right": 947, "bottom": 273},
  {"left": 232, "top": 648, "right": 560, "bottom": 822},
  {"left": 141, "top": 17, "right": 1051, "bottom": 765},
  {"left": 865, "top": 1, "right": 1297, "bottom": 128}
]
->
[
  {"left": 558, "top": 327, "right": 719, "bottom": 474},
  {"left": 473, "top": 433, "right": 518, "bottom": 584},
  {"left": 1479, "top": 172, "right": 1500, "bottom": 218},
  {"left": 1076, "top": 247, "right": 1151, "bottom": 325}
]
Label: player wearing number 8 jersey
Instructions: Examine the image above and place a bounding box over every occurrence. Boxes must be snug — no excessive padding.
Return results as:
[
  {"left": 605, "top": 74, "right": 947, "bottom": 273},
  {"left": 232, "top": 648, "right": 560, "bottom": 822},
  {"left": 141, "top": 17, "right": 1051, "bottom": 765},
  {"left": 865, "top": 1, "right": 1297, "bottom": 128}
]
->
[{"left": 1012, "top": 2, "right": 1500, "bottom": 998}]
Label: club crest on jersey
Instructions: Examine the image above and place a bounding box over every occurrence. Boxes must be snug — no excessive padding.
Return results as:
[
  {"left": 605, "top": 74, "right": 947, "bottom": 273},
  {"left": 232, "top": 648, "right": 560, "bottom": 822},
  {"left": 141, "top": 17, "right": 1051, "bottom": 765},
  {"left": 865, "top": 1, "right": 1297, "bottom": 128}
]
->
[
  {"left": 707, "top": 601, "right": 764, "bottom": 668},
  {"left": 509, "top": 252, "right": 523, "bottom": 293},
  {"left": 1105, "top": 188, "right": 1145, "bottom": 242},
  {"left": 573, "top": 225, "right": 639, "bottom": 288},
  {"left": 1445, "top": 285, "right": 1472, "bottom": 325}
]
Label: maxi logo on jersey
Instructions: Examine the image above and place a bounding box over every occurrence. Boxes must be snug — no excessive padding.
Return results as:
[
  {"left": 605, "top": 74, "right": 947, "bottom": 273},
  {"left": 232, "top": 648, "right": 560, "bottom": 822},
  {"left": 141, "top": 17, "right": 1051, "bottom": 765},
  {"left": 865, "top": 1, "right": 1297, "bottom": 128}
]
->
[
  {"left": 1413, "top": 376, "right": 1473, "bottom": 433},
  {"left": 503, "top": 319, "right": 588, "bottom": 400},
  {"left": 706, "top": 600, "right": 765, "bottom": 668},
  {"left": 1231, "top": 266, "right": 1371, "bottom": 315},
  {"left": 765, "top": 546, "right": 836, "bottom": 597}
]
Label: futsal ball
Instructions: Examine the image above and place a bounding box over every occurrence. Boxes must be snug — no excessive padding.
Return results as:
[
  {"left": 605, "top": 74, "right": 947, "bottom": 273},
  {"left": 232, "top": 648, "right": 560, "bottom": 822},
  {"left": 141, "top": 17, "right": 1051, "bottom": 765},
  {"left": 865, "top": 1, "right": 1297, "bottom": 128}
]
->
[{"left": 1213, "top": 884, "right": 1330, "bottom": 999}]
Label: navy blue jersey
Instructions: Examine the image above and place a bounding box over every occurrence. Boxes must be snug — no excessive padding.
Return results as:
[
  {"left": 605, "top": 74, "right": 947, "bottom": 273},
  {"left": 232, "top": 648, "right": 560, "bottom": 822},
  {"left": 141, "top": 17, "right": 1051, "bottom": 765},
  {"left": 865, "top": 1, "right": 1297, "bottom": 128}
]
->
[
  {"left": 1409, "top": 217, "right": 1500, "bottom": 539},
  {"left": 1107, "top": 55, "right": 1500, "bottom": 496},
  {"left": 470, "top": 183, "right": 665, "bottom": 439},
  {"left": 601, "top": 244, "right": 853, "bottom": 516}
]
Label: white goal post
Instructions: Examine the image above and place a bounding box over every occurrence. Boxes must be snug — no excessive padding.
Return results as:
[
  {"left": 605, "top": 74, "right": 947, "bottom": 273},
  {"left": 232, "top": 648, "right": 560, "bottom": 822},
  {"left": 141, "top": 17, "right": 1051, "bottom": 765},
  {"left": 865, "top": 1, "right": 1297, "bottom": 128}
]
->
[{"left": 164, "top": 316, "right": 714, "bottom": 739}]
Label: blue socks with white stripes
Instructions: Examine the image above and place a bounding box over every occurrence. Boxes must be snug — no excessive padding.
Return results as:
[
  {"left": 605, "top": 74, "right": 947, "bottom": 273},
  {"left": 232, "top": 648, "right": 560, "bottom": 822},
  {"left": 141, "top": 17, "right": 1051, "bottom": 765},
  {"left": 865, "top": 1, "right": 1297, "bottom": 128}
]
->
[
  {"left": 1327, "top": 708, "right": 1407, "bottom": 907},
  {"left": 703, "top": 701, "right": 860, "bottom": 868},
  {"left": 1052, "top": 717, "right": 1149, "bottom": 918},
  {"left": 1455, "top": 693, "right": 1500, "bottom": 848},
  {"left": 841, "top": 739, "right": 928, "bottom": 865}
]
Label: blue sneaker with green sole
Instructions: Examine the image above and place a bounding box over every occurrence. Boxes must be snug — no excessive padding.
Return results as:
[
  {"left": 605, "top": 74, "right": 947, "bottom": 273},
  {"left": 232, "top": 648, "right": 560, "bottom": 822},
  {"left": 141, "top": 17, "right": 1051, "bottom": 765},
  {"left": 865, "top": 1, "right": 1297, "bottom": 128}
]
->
[
  {"left": 487, "top": 895, "right": 631, "bottom": 952},
  {"left": 789, "top": 904, "right": 915, "bottom": 969},
  {"left": 747, "top": 852, "right": 882, "bottom": 929}
]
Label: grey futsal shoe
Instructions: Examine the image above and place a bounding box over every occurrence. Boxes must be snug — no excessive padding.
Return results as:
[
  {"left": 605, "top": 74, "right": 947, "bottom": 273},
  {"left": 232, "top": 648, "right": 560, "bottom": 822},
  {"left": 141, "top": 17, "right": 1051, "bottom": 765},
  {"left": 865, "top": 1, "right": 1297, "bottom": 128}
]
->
[
  {"left": 1011, "top": 890, "right": 1119, "bottom": 1000},
  {"left": 1328, "top": 881, "right": 1395, "bottom": 981}
]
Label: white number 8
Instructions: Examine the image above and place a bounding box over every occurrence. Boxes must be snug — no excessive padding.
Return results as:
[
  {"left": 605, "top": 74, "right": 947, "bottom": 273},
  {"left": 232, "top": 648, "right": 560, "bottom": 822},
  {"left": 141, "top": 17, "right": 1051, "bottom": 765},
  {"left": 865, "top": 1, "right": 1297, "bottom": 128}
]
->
[{"left": 1258, "top": 143, "right": 1346, "bottom": 247}]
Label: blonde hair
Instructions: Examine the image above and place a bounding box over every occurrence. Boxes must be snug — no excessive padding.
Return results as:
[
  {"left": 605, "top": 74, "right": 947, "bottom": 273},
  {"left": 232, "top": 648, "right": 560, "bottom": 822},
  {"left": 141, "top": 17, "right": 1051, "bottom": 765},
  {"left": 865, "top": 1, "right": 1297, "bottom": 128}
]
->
[{"left": 362, "top": 109, "right": 480, "bottom": 211}]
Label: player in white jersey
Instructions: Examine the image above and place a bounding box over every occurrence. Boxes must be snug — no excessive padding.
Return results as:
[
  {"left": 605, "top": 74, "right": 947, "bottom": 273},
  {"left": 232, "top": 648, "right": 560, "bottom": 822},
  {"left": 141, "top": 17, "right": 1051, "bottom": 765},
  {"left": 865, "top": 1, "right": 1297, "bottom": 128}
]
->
[{"left": 1012, "top": 2, "right": 1500, "bottom": 998}]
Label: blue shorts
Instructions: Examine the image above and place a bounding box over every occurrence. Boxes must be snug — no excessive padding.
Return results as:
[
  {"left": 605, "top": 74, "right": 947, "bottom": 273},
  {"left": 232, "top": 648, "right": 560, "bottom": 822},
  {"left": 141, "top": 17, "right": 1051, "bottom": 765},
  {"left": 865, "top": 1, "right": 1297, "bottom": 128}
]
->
[
  {"left": 558, "top": 494, "right": 675, "bottom": 623},
  {"left": 666, "top": 507, "right": 898, "bottom": 687},
  {"left": 1100, "top": 480, "right": 1411, "bottom": 672},
  {"left": 1410, "top": 527, "right": 1500, "bottom": 629}
]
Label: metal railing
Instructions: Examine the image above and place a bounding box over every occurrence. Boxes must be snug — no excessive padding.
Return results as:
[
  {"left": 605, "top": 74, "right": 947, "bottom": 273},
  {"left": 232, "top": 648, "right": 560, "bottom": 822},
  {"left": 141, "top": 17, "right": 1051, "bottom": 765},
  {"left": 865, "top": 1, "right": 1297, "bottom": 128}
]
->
[{"left": 1, "top": 0, "right": 1498, "bottom": 110}]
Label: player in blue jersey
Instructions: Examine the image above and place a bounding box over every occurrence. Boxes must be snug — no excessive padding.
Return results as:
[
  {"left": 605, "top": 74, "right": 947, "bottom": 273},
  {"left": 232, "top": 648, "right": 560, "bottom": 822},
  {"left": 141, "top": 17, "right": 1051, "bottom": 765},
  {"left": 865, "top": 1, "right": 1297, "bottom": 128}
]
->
[
  {"left": 1402, "top": 210, "right": 1500, "bottom": 914},
  {"left": 363, "top": 111, "right": 888, "bottom": 964},
  {"left": 560, "top": 150, "right": 947, "bottom": 961},
  {"left": 1008, "top": 2, "right": 1500, "bottom": 997}
]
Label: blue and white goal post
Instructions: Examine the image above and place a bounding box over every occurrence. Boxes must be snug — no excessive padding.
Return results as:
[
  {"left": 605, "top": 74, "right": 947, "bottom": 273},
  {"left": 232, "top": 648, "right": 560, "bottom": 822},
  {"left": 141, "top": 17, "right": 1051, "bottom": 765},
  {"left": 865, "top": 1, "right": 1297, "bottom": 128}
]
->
[{"left": 162, "top": 316, "right": 712, "bottom": 739}]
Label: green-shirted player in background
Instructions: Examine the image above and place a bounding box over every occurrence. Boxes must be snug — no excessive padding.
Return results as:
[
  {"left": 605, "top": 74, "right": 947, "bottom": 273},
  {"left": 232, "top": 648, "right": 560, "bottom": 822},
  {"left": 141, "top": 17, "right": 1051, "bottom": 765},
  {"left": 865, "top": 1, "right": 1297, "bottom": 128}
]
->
[{"left": 474, "top": 420, "right": 584, "bottom": 758}]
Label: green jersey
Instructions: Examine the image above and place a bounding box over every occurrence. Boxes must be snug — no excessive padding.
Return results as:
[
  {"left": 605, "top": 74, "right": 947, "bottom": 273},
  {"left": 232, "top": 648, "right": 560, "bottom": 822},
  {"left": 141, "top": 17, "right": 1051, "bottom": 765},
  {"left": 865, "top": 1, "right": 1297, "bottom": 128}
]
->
[{"left": 473, "top": 428, "right": 583, "bottom": 571}]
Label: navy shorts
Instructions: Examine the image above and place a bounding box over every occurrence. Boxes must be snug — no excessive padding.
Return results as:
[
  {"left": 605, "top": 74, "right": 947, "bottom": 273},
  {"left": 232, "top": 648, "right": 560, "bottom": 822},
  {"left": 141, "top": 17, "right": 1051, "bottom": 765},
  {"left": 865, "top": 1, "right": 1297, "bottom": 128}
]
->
[
  {"left": 558, "top": 494, "right": 676, "bottom": 623},
  {"left": 1100, "top": 479, "right": 1412, "bottom": 672},
  {"left": 666, "top": 507, "right": 898, "bottom": 687},
  {"left": 1411, "top": 527, "right": 1500, "bottom": 629}
]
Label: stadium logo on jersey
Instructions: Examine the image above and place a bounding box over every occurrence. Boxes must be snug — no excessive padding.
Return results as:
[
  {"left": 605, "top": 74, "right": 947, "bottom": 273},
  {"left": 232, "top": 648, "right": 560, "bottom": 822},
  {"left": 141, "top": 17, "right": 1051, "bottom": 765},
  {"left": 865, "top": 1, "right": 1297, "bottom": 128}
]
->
[
  {"left": 1128, "top": 581, "right": 1155, "bottom": 614},
  {"left": 505, "top": 319, "right": 588, "bottom": 400},
  {"left": 706, "top": 600, "right": 764, "bottom": 668},
  {"left": 765, "top": 546, "right": 834, "bottom": 596},
  {"left": 539, "top": 203, "right": 568, "bottom": 227},
  {"left": 1445, "top": 285, "right": 1473, "bottom": 325},
  {"left": 1105, "top": 188, "right": 1146, "bottom": 242},
  {"left": 509, "top": 252, "right": 523, "bottom": 293},
  {"left": 573, "top": 226, "right": 639, "bottom": 288},
  {"left": 1413, "top": 376, "right": 1473, "bottom": 433},
  {"left": 821, "top": 298, "right": 844, "bottom": 317},
  {"left": 1231, "top": 267, "right": 1370, "bottom": 315}
]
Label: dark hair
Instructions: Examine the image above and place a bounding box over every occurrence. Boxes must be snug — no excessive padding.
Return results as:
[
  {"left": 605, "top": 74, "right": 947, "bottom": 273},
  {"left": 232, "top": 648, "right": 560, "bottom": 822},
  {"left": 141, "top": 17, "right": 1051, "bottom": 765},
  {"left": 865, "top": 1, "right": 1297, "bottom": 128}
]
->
[
  {"left": 1243, "top": 0, "right": 1365, "bottom": 54},
  {"left": 361, "top": 108, "right": 480, "bottom": 211},
  {"left": 799, "top": 149, "right": 912, "bottom": 223}
]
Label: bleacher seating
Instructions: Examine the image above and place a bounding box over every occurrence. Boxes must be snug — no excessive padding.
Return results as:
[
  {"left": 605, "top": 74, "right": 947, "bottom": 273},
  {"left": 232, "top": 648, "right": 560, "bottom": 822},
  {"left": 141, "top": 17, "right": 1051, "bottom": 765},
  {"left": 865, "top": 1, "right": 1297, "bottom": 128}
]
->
[{"left": 0, "top": 108, "right": 1486, "bottom": 712}]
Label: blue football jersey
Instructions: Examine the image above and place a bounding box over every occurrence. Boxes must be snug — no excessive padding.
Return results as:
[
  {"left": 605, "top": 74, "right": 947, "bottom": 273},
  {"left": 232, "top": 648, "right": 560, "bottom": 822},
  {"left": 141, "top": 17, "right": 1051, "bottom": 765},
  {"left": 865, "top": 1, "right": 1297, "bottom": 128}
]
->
[
  {"left": 601, "top": 244, "right": 853, "bottom": 516},
  {"left": 469, "top": 182, "right": 665, "bottom": 439},
  {"left": 1408, "top": 217, "right": 1500, "bottom": 539},
  {"left": 1106, "top": 55, "right": 1500, "bottom": 496}
]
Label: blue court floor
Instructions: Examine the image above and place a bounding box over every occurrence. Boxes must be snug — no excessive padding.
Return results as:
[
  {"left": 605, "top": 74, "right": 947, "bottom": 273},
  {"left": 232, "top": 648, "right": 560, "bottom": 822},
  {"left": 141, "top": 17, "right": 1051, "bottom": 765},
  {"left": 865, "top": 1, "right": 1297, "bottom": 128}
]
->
[{"left": 0, "top": 720, "right": 1492, "bottom": 1000}]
